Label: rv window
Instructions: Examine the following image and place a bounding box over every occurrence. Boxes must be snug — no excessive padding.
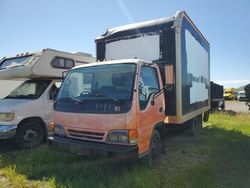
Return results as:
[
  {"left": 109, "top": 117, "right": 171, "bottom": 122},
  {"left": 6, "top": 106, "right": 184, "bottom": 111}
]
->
[
  {"left": 0, "top": 55, "right": 32, "bottom": 69},
  {"left": 51, "top": 57, "right": 75, "bottom": 69},
  {"left": 65, "top": 59, "right": 74, "bottom": 68},
  {"left": 6, "top": 80, "right": 51, "bottom": 99}
]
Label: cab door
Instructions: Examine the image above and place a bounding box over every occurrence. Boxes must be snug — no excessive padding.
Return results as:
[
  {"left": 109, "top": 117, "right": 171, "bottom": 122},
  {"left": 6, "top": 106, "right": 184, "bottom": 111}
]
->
[{"left": 137, "top": 65, "right": 165, "bottom": 154}]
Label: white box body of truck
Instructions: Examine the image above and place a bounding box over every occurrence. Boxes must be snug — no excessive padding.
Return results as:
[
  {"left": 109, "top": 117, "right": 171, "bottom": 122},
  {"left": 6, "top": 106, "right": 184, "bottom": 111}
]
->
[{"left": 96, "top": 11, "right": 210, "bottom": 124}]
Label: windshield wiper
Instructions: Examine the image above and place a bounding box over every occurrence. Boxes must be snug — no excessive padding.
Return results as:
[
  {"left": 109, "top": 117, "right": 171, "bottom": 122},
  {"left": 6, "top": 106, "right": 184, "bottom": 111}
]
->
[
  {"left": 5, "top": 96, "right": 15, "bottom": 99},
  {"left": 57, "top": 97, "right": 83, "bottom": 104},
  {"left": 90, "top": 92, "right": 121, "bottom": 103},
  {"left": 5, "top": 95, "right": 29, "bottom": 99}
]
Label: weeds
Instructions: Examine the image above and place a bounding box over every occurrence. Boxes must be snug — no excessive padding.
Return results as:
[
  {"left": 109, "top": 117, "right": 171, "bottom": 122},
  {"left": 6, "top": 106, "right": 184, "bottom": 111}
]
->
[{"left": 0, "top": 112, "right": 249, "bottom": 188}]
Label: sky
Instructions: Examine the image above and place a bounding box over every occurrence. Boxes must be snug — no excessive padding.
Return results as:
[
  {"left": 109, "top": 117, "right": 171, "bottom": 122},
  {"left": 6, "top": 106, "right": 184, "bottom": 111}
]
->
[{"left": 0, "top": 0, "right": 249, "bottom": 88}]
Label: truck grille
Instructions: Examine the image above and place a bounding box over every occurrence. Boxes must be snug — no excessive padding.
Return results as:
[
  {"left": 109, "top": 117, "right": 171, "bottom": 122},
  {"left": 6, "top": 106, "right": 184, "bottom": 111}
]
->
[{"left": 67, "top": 129, "right": 105, "bottom": 141}]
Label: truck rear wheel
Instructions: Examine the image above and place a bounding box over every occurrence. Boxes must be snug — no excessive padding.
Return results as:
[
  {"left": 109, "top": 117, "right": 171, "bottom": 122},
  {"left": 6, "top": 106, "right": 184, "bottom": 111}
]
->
[
  {"left": 187, "top": 114, "right": 202, "bottom": 136},
  {"left": 147, "top": 130, "right": 162, "bottom": 167},
  {"left": 15, "top": 121, "right": 45, "bottom": 149}
]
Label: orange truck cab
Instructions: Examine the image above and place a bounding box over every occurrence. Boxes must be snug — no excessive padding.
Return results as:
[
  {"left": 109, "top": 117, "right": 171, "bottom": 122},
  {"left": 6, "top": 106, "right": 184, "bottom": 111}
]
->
[
  {"left": 48, "top": 10, "right": 210, "bottom": 164},
  {"left": 49, "top": 59, "right": 166, "bottom": 161}
]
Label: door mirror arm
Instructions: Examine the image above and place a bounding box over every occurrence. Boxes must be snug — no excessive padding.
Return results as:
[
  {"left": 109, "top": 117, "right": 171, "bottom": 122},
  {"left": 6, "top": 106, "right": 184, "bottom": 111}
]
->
[
  {"left": 151, "top": 84, "right": 174, "bottom": 105},
  {"left": 151, "top": 86, "right": 167, "bottom": 105}
]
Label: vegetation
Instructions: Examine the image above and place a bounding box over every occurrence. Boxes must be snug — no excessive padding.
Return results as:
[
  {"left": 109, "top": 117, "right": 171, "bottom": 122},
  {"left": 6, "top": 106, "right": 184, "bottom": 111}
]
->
[{"left": 0, "top": 112, "right": 250, "bottom": 188}]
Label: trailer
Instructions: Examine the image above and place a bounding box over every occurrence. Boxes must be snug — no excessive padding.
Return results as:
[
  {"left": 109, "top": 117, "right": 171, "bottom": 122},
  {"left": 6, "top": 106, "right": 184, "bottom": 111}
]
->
[
  {"left": 48, "top": 11, "right": 210, "bottom": 165},
  {"left": 0, "top": 49, "right": 95, "bottom": 148}
]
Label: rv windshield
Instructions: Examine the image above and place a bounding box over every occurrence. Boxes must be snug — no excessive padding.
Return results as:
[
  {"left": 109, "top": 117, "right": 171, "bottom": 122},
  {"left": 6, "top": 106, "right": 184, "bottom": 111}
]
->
[
  {"left": 55, "top": 63, "right": 136, "bottom": 114},
  {"left": 0, "top": 55, "right": 33, "bottom": 69},
  {"left": 6, "top": 80, "right": 51, "bottom": 99}
]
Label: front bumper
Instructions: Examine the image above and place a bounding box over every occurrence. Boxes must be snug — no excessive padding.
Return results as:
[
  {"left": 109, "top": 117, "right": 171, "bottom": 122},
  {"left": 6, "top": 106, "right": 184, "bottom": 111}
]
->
[
  {"left": 47, "top": 135, "right": 139, "bottom": 161},
  {"left": 0, "top": 125, "right": 17, "bottom": 139}
]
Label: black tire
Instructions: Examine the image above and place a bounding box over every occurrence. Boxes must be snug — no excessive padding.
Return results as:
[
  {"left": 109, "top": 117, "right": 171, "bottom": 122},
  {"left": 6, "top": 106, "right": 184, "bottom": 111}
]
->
[
  {"left": 15, "top": 121, "right": 45, "bottom": 149},
  {"left": 147, "top": 130, "right": 162, "bottom": 167},
  {"left": 220, "top": 101, "right": 225, "bottom": 110},
  {"left": 187, "top": 114, "right": 202, "bottom": 136}
]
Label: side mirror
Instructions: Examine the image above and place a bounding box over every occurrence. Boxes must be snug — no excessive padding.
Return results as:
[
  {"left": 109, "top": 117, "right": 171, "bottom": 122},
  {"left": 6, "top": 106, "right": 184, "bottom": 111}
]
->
[
  {"left": 49, "top": 87, "right": 58, "bottom": 101},
  {"left": 49, "top": 92, "right": 57, "bottom": 101},
  {"left": 165, "top": 64, "right": 175, "bottom": 87}
]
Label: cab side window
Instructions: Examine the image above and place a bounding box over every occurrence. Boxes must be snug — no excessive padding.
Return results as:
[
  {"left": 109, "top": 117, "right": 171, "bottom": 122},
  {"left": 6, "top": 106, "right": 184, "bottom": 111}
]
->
[{"left": 139, "top": 66, "right": 160, "bottom": 110}]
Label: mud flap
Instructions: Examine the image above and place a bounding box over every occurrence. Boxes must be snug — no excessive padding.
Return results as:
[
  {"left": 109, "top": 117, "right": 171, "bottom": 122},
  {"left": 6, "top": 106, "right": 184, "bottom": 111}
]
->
[{"left": 203, "top": 111, "right": 209, "bottom": 122}]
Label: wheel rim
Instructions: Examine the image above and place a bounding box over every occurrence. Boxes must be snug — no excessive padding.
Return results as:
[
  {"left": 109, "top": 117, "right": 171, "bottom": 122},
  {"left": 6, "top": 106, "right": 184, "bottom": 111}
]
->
[{"left": 23, "top": 129, "right": 38, "bottom": 142}]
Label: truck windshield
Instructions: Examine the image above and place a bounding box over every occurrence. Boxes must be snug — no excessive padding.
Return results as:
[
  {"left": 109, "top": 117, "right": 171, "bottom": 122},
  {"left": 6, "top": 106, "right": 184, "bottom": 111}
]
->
[
  {"left": 55, "top": 63, "right": 136, "bottom": 114},
  {"left": 6, "top": 80, "right": 51, "bottom": 99},
  {"left": 0, "top": 55, "right": 33, "bottom": 69}
]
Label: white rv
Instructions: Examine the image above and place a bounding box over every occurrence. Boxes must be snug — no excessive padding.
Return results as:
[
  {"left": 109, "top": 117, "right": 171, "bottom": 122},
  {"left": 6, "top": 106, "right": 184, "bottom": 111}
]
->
[{"left": 0, "top": 48, "right": 95, "bottom": 148}]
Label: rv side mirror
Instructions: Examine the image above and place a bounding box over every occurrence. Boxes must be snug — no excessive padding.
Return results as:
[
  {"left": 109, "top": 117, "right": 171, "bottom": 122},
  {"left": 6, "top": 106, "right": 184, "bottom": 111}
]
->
[
  {"left": 165, "top": 64, "right": 175, "bottom": 86},
  {"left": 62, "top": 71, "right": 68, "bottom": 78},
  {"left": 51, "top": 92, "right": 57, "bottom": 101},
  {"left": 49, "top": 85, "right": 58, "bottom": 101}
]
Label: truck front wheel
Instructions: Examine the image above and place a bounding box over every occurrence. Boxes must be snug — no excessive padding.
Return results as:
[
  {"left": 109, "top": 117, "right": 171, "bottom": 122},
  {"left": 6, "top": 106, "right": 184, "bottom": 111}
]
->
[
  {"left": 15, "top": 121, "right": 45, "bottom": 149},
  {"left": 147, "top": 130, "right": 162, "bottom": 167}
]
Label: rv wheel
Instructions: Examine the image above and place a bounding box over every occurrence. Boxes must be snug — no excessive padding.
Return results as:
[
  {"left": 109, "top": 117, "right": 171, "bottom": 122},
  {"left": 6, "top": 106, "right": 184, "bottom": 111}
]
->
[
  {"left": 15, "top": 121, "right": 45, "bottom": 149},
  {"left": 147, "top": 130, "right": 162, "bottom": 167}
]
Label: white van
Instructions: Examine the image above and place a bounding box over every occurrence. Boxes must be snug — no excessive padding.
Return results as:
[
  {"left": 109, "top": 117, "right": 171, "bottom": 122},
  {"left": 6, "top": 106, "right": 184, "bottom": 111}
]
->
[
  {"left": 0, "top": 49, "right": 95, "bottom": 148},
  {"left": 237, "top": 91, "right": 246, "bottom": 101}
]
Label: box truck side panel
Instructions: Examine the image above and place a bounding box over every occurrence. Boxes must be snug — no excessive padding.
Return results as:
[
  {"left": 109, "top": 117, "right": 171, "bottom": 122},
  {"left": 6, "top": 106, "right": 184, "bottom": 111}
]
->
[{"left": 181, "top": 17, "right": 210, "bottom": 115}]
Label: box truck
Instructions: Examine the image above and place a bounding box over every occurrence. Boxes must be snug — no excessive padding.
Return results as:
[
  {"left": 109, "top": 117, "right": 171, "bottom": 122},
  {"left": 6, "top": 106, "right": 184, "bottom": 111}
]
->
[
  {"left": 48, "top": 11, "right": 210, "bottom": 165},
  {"left": 0, "top": 49, "right": 95, "bottom": 148}
]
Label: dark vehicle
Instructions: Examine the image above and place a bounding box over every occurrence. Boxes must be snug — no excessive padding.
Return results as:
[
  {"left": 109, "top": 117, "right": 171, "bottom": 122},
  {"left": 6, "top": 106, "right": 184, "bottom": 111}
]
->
[
  {"left": 210, "top": 82, "right": 225, "bottom": 110},
  {"left": 244, "top": 84, "right": 250, "bottom": 111}
]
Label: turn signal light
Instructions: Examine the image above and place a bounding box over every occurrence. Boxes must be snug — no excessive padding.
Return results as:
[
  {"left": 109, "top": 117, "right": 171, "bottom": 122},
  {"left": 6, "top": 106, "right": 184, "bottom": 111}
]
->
[
  {"left": 48, "top": 121, "right": 56, "bottom": 131},
  {"left": 128, "top": 129, "right": 138, "bottom": 144}
]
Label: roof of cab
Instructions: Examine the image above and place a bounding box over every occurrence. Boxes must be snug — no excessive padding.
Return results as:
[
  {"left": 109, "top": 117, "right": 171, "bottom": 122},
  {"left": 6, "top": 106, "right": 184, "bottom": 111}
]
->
[{"left": 73, "top": 59, "right": 152, "bottom": 70}]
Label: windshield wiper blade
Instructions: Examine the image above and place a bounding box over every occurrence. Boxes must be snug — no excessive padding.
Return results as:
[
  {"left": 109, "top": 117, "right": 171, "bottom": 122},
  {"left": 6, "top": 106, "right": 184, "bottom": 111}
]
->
[
  {"left": 91, "top": 93, "right": 121, "bottom": 103},
  {"left": 5, "top": 95, "right": 28, "bottom": 99},
  {"left": 5, "top": 96, "right": 15, "bottom": 99},
  {"left": 57, "top": 97, "right": 83, "bottom": 104}
]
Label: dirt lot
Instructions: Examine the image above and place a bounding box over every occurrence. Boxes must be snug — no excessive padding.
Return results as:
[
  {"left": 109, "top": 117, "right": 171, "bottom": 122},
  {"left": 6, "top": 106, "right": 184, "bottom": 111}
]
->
[{"left": 225, "top": 100, "right": 249, "bottom": 113}]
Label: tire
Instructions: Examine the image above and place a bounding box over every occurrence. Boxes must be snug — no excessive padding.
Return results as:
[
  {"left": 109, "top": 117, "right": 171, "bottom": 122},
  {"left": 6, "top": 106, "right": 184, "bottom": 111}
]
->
[
  {"left": 15, "top": 121, "right": 45, "bottom": 149},
  {"left": 187, "top": 114, "right": 202, "bottom": 136},
  {"left": 147, "top": 130, "right": 162, "bottom": 167}
]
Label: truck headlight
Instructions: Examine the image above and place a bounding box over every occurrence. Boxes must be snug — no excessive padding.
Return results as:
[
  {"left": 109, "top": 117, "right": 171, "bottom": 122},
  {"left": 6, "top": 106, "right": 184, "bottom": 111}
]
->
[
  {"left": 107, "top": 129, "right": 138, "bottom": 144},
  {"left": 54, "top": 124, "right": 66, "bottom": 136},
  {"left": 0, "top": 112, "right": 15, "bottom": 121}
]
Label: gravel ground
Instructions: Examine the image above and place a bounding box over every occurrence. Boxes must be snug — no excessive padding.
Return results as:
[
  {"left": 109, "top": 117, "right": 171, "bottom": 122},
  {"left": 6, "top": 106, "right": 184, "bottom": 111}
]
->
[{"left": 225, "top": 100, "right": 250, "bottom": 113}]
